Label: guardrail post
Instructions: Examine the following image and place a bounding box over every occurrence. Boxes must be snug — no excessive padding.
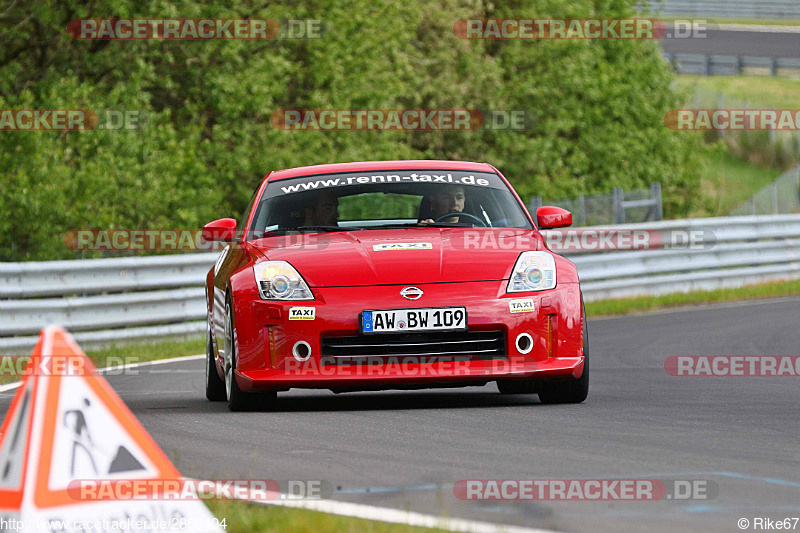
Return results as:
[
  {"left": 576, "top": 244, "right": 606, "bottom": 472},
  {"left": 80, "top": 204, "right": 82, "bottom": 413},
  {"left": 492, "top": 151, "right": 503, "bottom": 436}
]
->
[
  {"left": 651, "top": 182, "right": 663, "bottom": 221},
  {"left": 704, "top": 54, "right": 711, "bottom": 76},
  {"left": 667, "top": 53, "right": 677, "bottom": 72},
  {"left": 613, "top": 187, "right": 625, "bottom": 224},
  {"left": 772, "top": 181, "right": 780, "bottom": 214},
  {"left": 737, "top": 55, "right": 744, "bottom": 75},
  {"left": 796, "top": 132, "right": 800, "bottom": 160},
  {"left": 578, "top": 193, "right": 586, "bottom": 225},
  {"left": 796, "top": 168, "right": 800, "bottom": 205},
  {"left": 771, "top": 57, "right": 778, "bottom": 76}
]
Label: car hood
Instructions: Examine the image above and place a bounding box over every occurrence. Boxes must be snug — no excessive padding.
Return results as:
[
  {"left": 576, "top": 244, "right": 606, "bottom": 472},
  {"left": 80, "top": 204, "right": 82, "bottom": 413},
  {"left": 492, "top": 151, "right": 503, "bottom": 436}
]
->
[{"left": 250, "top": 228, "right": 540, "bottom": 287}]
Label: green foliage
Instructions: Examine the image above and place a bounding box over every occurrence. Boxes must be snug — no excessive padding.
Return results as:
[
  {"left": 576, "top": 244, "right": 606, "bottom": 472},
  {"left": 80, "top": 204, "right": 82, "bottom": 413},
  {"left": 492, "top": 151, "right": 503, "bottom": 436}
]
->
[
  {"left": 338, "top": 193, "right": 421, "bottom": 221},
  {"left": 0, "top": 0, "right": 706, "bottom": 260}
]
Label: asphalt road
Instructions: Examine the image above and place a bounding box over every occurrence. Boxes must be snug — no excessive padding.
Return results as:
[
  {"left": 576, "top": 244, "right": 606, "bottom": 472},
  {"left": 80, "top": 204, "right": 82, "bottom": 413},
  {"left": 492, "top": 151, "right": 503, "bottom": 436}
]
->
[
  {"left": 661, "top": 26, "right": 800, "bottom": 57},
  {"left": 4, "top": 297, "right": 799, "bottom": 532}
]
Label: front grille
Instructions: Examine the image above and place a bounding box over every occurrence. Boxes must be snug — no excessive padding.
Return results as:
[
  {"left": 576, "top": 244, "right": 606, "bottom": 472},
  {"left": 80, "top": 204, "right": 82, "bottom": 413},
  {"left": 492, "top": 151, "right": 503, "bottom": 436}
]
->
[{"left": 320, "top": 330, "right": 506, "bottom": 366}]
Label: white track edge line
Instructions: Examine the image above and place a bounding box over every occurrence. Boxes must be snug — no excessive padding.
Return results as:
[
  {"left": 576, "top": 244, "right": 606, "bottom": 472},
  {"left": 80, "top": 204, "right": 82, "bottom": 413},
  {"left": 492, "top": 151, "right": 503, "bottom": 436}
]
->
[
  {"left": 0, "top": 354, "right": 204, "bottom": 393},
  {"left": 250, "top": 498, "right": 562, "bottom": 533},
  {"left": 0, "top": 354, "right": 564, "bottom": 532},
  {"left": 204, "top": 478, "right": 562, "bottom": 533}
]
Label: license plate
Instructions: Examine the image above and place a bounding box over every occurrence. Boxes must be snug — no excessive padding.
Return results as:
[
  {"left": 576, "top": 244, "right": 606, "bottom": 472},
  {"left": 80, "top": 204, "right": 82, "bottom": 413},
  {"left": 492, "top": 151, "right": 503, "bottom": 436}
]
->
[{"left": 361, "top": 307, "right": 467, "bottom": 334}]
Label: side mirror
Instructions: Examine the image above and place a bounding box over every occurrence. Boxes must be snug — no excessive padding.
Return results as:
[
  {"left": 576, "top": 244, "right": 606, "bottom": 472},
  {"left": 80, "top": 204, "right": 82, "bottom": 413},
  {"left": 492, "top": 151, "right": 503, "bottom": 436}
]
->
[
  {"left": 202, "top": 218, "right": 237, "bottom": 242},
  {"left": 536, "top": 206, "right": 572, "bottom": 229}
]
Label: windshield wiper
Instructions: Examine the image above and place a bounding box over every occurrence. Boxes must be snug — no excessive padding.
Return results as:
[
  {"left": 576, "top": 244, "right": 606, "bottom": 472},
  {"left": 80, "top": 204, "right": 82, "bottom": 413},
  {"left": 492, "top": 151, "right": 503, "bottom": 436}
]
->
[
  {"left": 295, "top": 225, "right": 364, "bottom": 232},
  {"left": 251, "top": 226, "right": 363, "bottom": 238},
  {"left": 371, "top": 222, "right": 476, "bottom": 229},
  {"left": 416, "top": 222, "right": 477, "bottom": 228},
  {"left": 370, "top": 223, "right": 421, "bottom": 229}
]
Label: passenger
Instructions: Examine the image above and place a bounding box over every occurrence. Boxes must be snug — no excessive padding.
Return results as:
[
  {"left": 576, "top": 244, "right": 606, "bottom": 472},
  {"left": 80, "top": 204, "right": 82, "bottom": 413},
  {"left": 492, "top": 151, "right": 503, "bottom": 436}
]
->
[
  {"left": 419, "top": 185, "right": 466, "bottom": 224},
  {"left": 302, "top": 191, "right": 339, "bottom": 226}
]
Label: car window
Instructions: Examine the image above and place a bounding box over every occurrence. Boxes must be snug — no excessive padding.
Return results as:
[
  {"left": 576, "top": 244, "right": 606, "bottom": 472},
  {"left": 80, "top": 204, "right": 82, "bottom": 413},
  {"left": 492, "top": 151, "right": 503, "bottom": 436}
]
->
[
  {"left": 247, "top": 170, "right": 532, "bottom": 238},
  {"left": 237, "top": 187, "right": 259, "bottom": 236}
]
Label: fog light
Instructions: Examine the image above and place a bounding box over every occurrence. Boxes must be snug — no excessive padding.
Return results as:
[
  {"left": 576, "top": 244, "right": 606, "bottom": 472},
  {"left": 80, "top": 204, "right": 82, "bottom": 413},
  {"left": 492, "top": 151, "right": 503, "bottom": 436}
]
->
[
  {"left": 515, "top": 333, "right": 533, "bottom": 355},
  {"left": 292, "top": 341, "right": 312, "bottom": 362}
]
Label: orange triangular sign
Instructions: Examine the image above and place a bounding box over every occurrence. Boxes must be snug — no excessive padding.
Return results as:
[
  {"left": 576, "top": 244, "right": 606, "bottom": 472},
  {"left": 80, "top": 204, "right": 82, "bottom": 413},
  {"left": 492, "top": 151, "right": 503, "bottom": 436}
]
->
[{"left": 0, "top": 326, "right": 223, "bottom": 531}]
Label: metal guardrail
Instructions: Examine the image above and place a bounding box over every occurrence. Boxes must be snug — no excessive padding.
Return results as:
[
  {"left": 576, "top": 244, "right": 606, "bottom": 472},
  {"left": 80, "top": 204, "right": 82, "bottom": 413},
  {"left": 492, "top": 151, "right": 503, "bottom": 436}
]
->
[
  {"left": 664, "top": 53, "right": 800, "bottom": 76},
  {"left": 0, "top": 253, "right": 217, "bottom": 299},
  {"left": 1, "top": 215, "right": 799, "bottom": 352},
  {"left": 643, "top": 0, "right": 800, "bottom": 18}
]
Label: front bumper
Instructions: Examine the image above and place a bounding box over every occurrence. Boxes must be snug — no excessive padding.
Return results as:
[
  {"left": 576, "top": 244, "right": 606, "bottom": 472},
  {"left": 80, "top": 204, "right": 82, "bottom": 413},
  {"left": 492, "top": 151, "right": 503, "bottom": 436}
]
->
[{"left": 232, "top": 280, "right": 584, "bottom": 392}]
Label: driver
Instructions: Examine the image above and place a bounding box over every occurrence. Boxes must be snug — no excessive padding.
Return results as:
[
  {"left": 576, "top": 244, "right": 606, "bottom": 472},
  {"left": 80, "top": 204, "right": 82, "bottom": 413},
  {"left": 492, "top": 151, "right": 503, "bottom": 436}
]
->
[
  {"left": 302, "top": 191, "right": 339, "bottom": 226},
  {"left": 420, "top": 185, "right": 466, "bottom": 224}
]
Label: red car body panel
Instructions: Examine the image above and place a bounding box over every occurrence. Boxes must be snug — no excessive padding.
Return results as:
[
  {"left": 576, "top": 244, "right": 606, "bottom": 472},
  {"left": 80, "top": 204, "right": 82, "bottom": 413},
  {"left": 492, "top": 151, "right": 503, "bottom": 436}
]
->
[{"left": 206, "top": 161, "right": 584, "bottom": 393}]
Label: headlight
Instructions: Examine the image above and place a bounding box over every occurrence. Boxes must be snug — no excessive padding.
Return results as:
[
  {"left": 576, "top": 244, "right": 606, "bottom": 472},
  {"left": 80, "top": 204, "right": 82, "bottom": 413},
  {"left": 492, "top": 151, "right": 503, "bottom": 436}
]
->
[
  {"left": 507, "top": 251, "right": 556, "bottom": 293},
  {"left": 253, "top": 261, "right": 313, "bottom": 300}
]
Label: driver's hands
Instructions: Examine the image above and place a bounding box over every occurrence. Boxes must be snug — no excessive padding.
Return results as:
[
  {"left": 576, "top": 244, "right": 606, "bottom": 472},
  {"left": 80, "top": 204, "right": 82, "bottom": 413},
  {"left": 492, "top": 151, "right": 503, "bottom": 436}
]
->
[{"left": 418, "top": 219, "right": 434, "bottom": 225}]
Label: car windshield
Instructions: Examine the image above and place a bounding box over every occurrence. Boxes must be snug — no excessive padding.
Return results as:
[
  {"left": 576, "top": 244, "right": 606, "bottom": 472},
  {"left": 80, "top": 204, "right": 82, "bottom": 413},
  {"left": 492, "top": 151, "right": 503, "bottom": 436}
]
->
[{"left": 247, "top": 170, "right": 532, "bottom": 239}]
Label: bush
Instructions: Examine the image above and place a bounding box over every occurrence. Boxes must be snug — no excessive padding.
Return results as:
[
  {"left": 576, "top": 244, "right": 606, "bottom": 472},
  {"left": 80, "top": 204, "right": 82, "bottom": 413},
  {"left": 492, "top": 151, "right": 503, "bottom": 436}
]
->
[{"left": 0, "top": 0, "right": 707, "bottom": 260}]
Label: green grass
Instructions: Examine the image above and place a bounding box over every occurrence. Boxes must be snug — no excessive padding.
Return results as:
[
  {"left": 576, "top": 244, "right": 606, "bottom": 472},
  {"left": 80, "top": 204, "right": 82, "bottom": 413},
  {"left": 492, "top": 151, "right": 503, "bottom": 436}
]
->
[
  {"left": 84, "top": 335, "right": 205, "bottom": 366},
  {"left": 694, "top": 152, "right": 783, "bottom": 216},
  {"left": 204, "top": 500, "right": 447, "bottom": 533},
  {"left": 675, "top": 75, "right": 800, "bottom": 215},
  {"left": 0, "top": 335, "right": 204, "bottom": 384},
  {"left": 675, "top": 75, "right": 800, "bottom": 109},
  {"left": 586, "top": 278, "right": 800, "bottom": 318}
]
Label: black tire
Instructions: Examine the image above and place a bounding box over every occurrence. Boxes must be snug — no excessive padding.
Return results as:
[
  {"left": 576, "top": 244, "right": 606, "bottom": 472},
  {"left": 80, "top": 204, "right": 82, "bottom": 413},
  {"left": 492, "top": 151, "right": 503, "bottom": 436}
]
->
[
  {"left": 497, "top": 380, "right": 537, "bottom": 394},
  {"left": 538, "top": 303, "right": 589, "bottom": 404},
  {"left": 205, "top": 328, "right": 227, "bottom": 401},
  {"left": 224, "top": 297, "right": 277, "bottom": 412}
]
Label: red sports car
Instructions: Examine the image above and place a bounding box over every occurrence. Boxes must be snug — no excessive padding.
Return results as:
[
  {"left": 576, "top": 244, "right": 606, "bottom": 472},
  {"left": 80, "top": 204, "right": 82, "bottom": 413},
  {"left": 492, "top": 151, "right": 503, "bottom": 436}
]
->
[{"left": 203, "top": 160, "right": 587, "bottom": 411}]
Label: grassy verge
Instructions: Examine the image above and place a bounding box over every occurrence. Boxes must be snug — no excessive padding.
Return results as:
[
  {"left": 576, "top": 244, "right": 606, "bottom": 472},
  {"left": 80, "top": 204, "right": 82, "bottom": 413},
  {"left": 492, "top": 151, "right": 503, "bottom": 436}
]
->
[
  {"left": 585, "top": 278, "right": 800, "bottom": 318},
  {"left": 84, "top": 335, "right": 205, "bottom": 367},
  {"left": 674, "top": 75, "right": 800, "bottom": 109},
  {"left": 675, "top": 74, "right": 800, "bottom": 213},
  {"left": 0, "top": 335, "right": 205, "bottom": 384},
  {"left": 204, "top": 500, "right": 447, "bottom": 533},
  {"left": 693, "top": 152, "right": 783, "bottom": 216}
]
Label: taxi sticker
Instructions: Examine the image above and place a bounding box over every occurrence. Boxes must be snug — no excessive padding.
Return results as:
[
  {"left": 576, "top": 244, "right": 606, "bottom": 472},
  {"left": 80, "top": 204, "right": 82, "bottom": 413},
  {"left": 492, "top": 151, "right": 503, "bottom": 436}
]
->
[
  {"left": 508, "top": 299, "right": 535, "bottom": 313},
  {"left": 289, "top": 307, "right": 316, "bottom": 320},
  {"left": 372, "top": 243, "right": 433, "bottom": 251}
]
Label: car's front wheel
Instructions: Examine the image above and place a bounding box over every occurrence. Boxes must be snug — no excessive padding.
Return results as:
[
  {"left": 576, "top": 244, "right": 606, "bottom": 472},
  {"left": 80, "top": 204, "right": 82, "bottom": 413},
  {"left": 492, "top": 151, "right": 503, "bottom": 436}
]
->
[
  {"left": 224, "top": 296, "right": 277, "bottom": 411},
  {"left": 205, "top": 327, "right": 226, "bottom": 401}
]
